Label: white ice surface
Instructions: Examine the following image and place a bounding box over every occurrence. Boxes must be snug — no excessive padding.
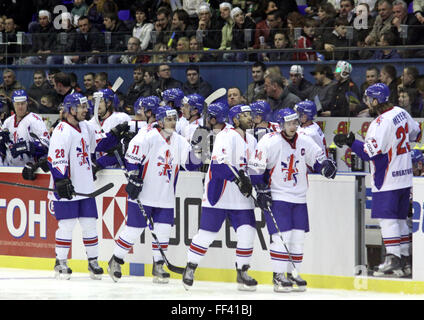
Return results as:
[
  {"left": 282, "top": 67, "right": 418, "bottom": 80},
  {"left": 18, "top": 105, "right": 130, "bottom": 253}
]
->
[{"left": 0, "top": 268, "right": 423, "bottom": 300}]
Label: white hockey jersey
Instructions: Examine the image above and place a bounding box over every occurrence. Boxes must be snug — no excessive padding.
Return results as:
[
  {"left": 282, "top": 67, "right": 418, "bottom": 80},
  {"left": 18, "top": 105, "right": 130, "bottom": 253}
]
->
[
  {"left": 128, "top": 119, "right": 147, "bottom": 133},
  {"left": 176, "top": 116, "right": 189, "bottom": 135},
  {"left": 182, "top": 117, "right": 203, "bottom": 142},
  {"left": 249, "top": 132, "right": 326, "bottom": 203},
  {"left": 297, "top": 122, "right": 327, "bottom": 154},
  {"left": 47, "top": 120, "right": 97, "bottom": 201},
  {"left": 2, "top": 112, "right": 50, "bottom": 166},
  {"left": 362, "top": 106, "right": 420, "bottom": 193},
  {"left": 202, "top": 128, "right": 256, "bottom": 210},
  {"left": 125, "top": 127, "right": 192, "bottom": 208}
]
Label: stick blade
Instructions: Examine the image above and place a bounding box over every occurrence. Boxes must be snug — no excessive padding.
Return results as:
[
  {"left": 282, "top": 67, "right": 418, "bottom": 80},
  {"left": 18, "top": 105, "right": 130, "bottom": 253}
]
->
[
  {"left": 205, "top": 88, "right": 227, "bottom": 106},
  {"left": 111, "top": 77, "right": 124, "bottom": 92}
]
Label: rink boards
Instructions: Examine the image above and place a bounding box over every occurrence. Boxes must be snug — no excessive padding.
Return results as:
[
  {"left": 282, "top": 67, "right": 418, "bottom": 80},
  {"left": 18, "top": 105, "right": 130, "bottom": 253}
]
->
[{"left": 0, "top": 167, "right": 423, "bottom": 294}]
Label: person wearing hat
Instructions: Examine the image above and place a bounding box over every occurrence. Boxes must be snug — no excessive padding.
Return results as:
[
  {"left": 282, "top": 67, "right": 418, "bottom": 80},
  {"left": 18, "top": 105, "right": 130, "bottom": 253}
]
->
[
  {"left": 218, "top": 2, "right": 234, "bottom": 52},
  {"left": 228, "top": 7, "right": 256, "bottom": 62},
  {"left": 287, "top": 65, "right": 313, "bottom": 100},
  {"left": 321, "top": 61, "right": 361, "bottom": 117},
  {"left": 196, "top": 3, "right": 222, "bottom": 49}
]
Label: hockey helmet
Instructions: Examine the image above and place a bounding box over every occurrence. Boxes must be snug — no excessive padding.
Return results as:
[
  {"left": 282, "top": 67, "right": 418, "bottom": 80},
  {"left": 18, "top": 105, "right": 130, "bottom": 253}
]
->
[
  {"left": 156, "top": 105, "right": 178, "bottom": 122},
  {"left": 207, "top": 102, "right": 228, "bottom": 123},
  {"left": 12, "top": 89, "right": 28, "bottom": 103},
  {"left": 228, "top": 104, "right": 251, "bottom": 126},
  {"left": 183, "top": 93, "right": 205, "bottom": 114},
  {"left": 275, "top": 108, "right": 299, "bottom": 128},
  {"left": 411, "top": 149, "right": 424, "bottom": 164},
  {"left": 250, "top": 100, "right": 271, "bottom": 122},
  {"left": 364, "top": 83, "right": 390, "bottom": 104},
  {"left": 162, "top": 88, "right": 185, "bottom": 108},
  {"left": 63, "top": 92, "right": 88, "bottom": 113},
  {"left": 294, "top": 100, "right": 317, "bottom": 121}
]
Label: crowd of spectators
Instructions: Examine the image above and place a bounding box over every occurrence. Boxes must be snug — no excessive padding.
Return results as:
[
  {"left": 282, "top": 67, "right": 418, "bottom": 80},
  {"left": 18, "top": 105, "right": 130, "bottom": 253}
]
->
[{"left": 1, "top": 0, "right": 424, "bottom": 65}]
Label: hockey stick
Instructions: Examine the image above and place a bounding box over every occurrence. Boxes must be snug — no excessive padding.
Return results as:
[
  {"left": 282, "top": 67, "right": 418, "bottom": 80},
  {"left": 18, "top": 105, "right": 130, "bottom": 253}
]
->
[
  {"left": 205, "top": 88, "right": 227, "bottom": 106},
  {"left": 226, "top": 164, "right": 299, "bottom": 278},
  {"left": 113, "top": 150, "right": 185, "bottom": 274},
  {"left": 0, "top": 180, "right": 114, "bottom": 198}
]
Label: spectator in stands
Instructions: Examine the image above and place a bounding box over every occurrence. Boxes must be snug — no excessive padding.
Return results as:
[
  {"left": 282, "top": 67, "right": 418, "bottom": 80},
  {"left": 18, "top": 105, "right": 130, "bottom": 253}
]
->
[
  {"left": 0, "top": 69, "right": 25, "bottom": 99},
  {"left": 140, "top": 67, "right": 158, "bottom": 97},
  {"left": 360, "top": 66, "right": 380, "bottom": 100},
  {"left": 103, "top": 12, "right": 130, "bottom": 64},
  {"left": 47, "top": 12, "right": 78, "bottom": 65},
  {"left": 286, "top": 11, "right": 306, "bottom": 48},
  {"left": 120, "top": 37, "right": 147, "bottom": 64},
  {"left": 153, "top": 63, "right": 183, "bottom": 94},
  {"left": 414, "top": 0, "right": 424, "bottom": 24},
  {"left": 188, "top": 35, "right": 209, "bottom": 62},
  {"left": 337, "top": 0, "right": 356, "bottom": 24},
  {"left": 365, "top": 0, "right": 394, "bottom": 46},
  {"left": 27, "top": 69, "right": 55, "bottom": 105},
  {"left": 196, "top": 3, "right": 222, "bottom": 49},
  {"left": 182, "top": 65, "right": 213, "bottom": 98},
  {"left": 399, "top": 66, "right": 419, "bottom": 91},
  {"left": 82, "top": 72, "right": 96, "bottom": 96},
  {"left": 293, "top": 18, "right": 318, "bottom": 61},
  {"left": 38, "top": 94, "right": 58, "bottom": 114},
  {"left": 227, "top": 87, "right": 245, "bottom": 107},
  {"left": 149, "top": 42, "right": 169, "bottom": 63},
  {"left": 170, "top": 9, "right": 195, "bottom": 48},
  {"left": 25, "top": 10, "right": 56, "bottom": 64},
  {"left": 321, "top": 61, "right": 361, "bottom": 117},
  {"left": 132, "top": 5, "right": 154, "bottom": 51},
  {"left": 397, "top": 87, "right": 417, "bottom": 116},
  {"left": 153, "top": 6, "right": 172, "bottom": 47},
  {"left": 86, "top": 0, "right": 105, "bottom": 31},
  {"left": 219, "top": 2, "right": 234, "bottom": 52},
  {"left": 252, "top": 0, "right": 279, "bottom": 23},
  {"left": 253, "top": 9, "right": 283, "bottom": 50},
  {"left": 94, "top": 72, "right": 109, "bottom": 91},
  {"left": 1, "top": 17, "right": 18, "bottom": 65},
  {"left": 69, "top": 73, "right": 82, "bottom": 93},
  {"left": 287, "top": 65, "right": 313, "bottom": 100},
  {"left": 245, "top": 62, "right": 266, "bottom": 103},
  {"left": 303, "top": 64, "right": 336, "bottom": 113},
  {"left": 124, "top": 65, "right": 145, "bottom": 114},
  {"left": 370, "top": 31, "right": 401, "bottom": 59},
  {"left": 227, "top": 7, "right": 256, "bottom": 62},
  {"left": 74, "top": 16, "right": 104, "bottom": 64},
  {"left": 379, "top": 64, "right": 399, "bottom": 104},
  {"left": 172, "top": 37, "right": 191, "bottom": 63},
  {"left": 71, "top": 0, "right": 88, "bottom": 25},
  {"left": 183, "top": 0, "right": 203, "bottom": 26},
  {"left": 316, "top": 17, "right": 350, "bottom": 61},
  {"left": 264, "top": 72, "right": 301, "bottom": 119},
  {"left": 265, "top": 31, "right": 291, "bottom": 62},
  {"left": 316, "top": 2, "right": 337, "bottom": 36},
  {"left": 53, "top": 72, "right": 74, "bottom": 104}
]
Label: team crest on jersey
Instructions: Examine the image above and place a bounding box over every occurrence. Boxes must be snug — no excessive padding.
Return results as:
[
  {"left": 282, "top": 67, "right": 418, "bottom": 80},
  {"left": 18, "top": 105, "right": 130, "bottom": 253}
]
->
[
  {"left": 76, "top": 138, "right": 90, "bottom": 167},
  {"left": 281, "top": 154, "right": 299, "bottom": 185},
  {"left": 157, "top": 149, "right": 173, "bottom": 181}
]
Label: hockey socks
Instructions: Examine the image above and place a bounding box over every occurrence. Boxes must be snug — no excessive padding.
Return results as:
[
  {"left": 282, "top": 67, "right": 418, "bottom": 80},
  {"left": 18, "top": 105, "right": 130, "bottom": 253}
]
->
[
  {"left": 114, "top": 226, "right": 143, "bottom": 259},
  {"left": 55, "top": 218, "right": 77, "bottom": 260}
]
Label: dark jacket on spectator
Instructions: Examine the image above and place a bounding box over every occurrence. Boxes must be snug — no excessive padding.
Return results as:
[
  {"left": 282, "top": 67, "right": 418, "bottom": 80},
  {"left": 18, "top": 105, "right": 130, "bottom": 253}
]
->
[
  {"left": 267, "top": 87, "right": 301, "bottom": 120},
  {"left": 182, "top": 77, "right": 213, "bottom": 98},
  {"left": 152, "top": 77, "right": 183, "bottom": 95},
  {"left": 75, "top": 26, "right": 104, "bottom": 52},
  {"left": 231, "top": 17, "right": 256, "bottom": 49},
  {"left": 27, "top": 81, "right": 55, "bottom": 104},
  {"left": 31, "top": 22, "right": 56, "bottom": 53},
  {"left": 106, "top": 21, "right": 130, "bottom": 52},
  {"left": 327, "top": 78, "right": 361, "bottom": 116}
]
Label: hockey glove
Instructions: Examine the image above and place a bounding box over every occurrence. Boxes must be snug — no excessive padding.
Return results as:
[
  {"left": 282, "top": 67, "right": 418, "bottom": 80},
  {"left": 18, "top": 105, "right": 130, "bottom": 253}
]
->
[
  {"left": 333, "top": 132, "right": 355, "bottom": 148},
  {"left": 22, "top": 162, "right": 38, "bottom": 180},
  {"left": 256, "top": 185, "right": 272, "bottom": 211},
  {"left": 125, "top": 175, "right": 143, "bottom": 200},
  {"left": 321, "top": 159, "right": 337, "bottom": 179},
  {"left": 0, "top": 129, "right": 10, "bottom": 145},
  {"left": 37, "top": 157, "right": 50, "bottom": 172},
  {"left": 234, "top": 170, "right": 252, "bottom": 198},
  {"left": 10, "top": 141, "right": 32, "bottom": 158},
  {"left": 110, "top": 122, "right": 130, "bottom": 140},
  {"left": 55, "top": 178, "right": 75, "bottom": 200}
]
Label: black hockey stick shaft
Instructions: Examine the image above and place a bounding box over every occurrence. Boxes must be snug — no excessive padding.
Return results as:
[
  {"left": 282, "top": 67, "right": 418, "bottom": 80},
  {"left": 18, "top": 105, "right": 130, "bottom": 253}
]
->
[
  {"left": 113, "top": 150, "right": 185, "bottom": 274},
  {"left": 226, "top": 163, "right": 299, "bottom": 277},
  {"left": 0, "top": 180, "right": 114, "bottom": 198}
]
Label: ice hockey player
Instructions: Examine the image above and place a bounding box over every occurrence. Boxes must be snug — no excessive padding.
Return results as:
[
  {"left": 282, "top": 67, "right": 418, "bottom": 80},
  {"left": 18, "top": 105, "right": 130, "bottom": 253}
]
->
[
  {"left": 182, "top": 104, "right": 259, "bottom": 292},
  {"left": 249, "top": 100, "right": 280, "bottom": 141},
  {"left": 108, "top": 106, "right": 201, "bottom": 283},
  {"left": 1, "top": 90, "right": 50, "bottom": 177},
  {"left": 47, "top": 92, "right": 104, "bottom": 280},
  {"left": 181, "top": 93, "right": 204, "bottom": 142},
  {"left": 249, "top": 108, "right": 337, "bottom": 292},
  {"left": 334, "top": 83, "right": 420, "bottom": 277}
]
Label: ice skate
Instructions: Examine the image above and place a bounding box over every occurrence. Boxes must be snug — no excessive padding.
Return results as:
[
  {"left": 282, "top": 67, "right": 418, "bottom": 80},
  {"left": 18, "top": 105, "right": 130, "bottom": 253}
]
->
[
  {"left": 373, "top": 254, "right": 404, "bottom": 277},
  {"left": 287, "top": 272, "right": 307, "bottom": 292},
  {"left": 54, "top": 258, "right": 72, "bottom": 280},
  {"left": 152, "top": 260, "right": 170, "bottom": 284},
  {"left": 401, "top": 255, "right": 412, "bottom": 278},
  {"left": 88, "top": 257, "right": 104, "bottom": 280},
  {"left": 236, "top": 264, "right": 257, "bottom": 292},
  {"left": 273, "top": 272, "right": 292, "bottom": 292},
  {"left": 108, "top": 255, "right": 124, "bottom": 282},
  {"left": 182, "top": 262, "right": 198, "bottom": 290}
]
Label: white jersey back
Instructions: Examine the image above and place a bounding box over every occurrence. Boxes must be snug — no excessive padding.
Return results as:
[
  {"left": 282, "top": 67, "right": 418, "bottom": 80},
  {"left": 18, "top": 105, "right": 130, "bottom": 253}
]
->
[
  {"left": 250, "top": 132, "right": 325, "bottom": 203},
  {"left": 47, "top": 120, "right": 97, "bottom": 201},
  {"left": 182, "top": 117, "right": 203, "bottom": 142},
  {"left": 297, "top": 122, "right": 327, "bottom": 154},
  {"left": 125, "top": 128, "right": 191, "bottom": 208},
  {"left": 2, "top": 112, "right": 50, "bottom": 166},
  {"left": 363, "top": 106, "right": 420, "bottom": 192},
  {"left": 202, "top": 128, "right": 256, "bottom": 210}
]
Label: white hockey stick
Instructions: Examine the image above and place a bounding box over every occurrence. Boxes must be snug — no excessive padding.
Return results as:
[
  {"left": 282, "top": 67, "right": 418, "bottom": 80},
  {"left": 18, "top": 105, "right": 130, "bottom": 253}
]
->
[
  {"left": 205, "top": 88, "right": 226, "bottom": 106},
  {"left": 226, "top": 163, "right": 299, "bottom": 278}
]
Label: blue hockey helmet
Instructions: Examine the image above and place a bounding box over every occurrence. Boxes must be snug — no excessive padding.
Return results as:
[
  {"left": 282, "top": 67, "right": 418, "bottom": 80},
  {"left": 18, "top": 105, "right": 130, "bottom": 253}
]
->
[
  {"left": 97, "top": 88, "right": 119, "bottom": 109},
  {"left": 133, "top": 96, "right": 144, "bottom": 115},
  {"left": 11, "top": 89, "right": 28, "bottom": 103},
  {"left": 183, "top": 93, "right": 205, "bottom": 113},
  {"left": 228, "top": 104, "right": 252, "bottom": 126},
  {"left": 250, "top": 100, "right": 271, "bottom": 122},
  {"left": 274, "top": 108, "right": 299, "bottom": 127},
  {"left": 63, "top": 92, "right": 88, "bottom": 113},
  {"left": 155, "top": 105, "right": 178, "bottom": 122},
  {"left": 162, "top": 88, "right": 185, "bottom": 108},
  {"left": 142, "top": 96, "right": 160, "bottom": 114},
  {"left": 364, "top": 83, "right": 390, "bottom": 104},
  {"left": 411, "top": 149, "right": 424, "bottom": 164},
  {"left": 294, "top": 100, "right": 317, "bottom": 121},
  {"left": 207, "top": 102, "right": 228, "bottom": 123}
]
